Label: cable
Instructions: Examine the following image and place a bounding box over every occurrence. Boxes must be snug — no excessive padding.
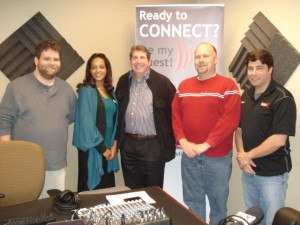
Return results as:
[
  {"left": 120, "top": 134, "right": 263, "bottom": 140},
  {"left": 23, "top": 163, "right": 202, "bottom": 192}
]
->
[
  {"left": 121, "top": 213, "right": 126, "bottom": 225},
  {"left": 99, "top": 210, "right": 113, "bottom": 225},
  {"left": 218, "top": 214, "right": 251, "bottom": 225}
]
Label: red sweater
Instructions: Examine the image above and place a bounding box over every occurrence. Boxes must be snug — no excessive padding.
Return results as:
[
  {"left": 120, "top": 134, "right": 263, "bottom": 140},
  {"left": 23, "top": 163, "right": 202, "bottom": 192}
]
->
[{"left": 172, "top": 74, "right": 241, "bottom": 157}]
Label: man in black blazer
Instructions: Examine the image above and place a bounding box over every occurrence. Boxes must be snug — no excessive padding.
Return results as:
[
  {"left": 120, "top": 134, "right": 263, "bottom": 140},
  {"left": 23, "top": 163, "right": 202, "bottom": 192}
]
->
[{"left": 115, "top": 45, "right": 176, "bottom": 189}]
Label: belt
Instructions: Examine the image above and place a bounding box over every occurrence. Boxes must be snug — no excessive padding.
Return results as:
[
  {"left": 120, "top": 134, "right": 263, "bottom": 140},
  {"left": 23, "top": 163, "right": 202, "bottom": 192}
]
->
[{"left": 125, "top": 133, "right": 157, "bottom": 140}]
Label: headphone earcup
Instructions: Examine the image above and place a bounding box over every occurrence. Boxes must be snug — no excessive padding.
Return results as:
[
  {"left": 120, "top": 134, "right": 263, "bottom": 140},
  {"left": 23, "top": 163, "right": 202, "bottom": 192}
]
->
[
  {"left": 52, "top": 190, "right": 80, "bottom": 215},
  {"left": 59, "top": 190, "right": 73, "bottom": 202}
]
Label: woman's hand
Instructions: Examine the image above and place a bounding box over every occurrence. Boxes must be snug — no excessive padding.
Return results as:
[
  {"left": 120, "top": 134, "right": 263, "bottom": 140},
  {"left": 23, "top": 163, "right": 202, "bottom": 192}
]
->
[
  {"left": 107, "top": 140, "right": 118, "bottom": 160},
  {"left": 103, "top": 149, "right": 112, "bottom": 160}
]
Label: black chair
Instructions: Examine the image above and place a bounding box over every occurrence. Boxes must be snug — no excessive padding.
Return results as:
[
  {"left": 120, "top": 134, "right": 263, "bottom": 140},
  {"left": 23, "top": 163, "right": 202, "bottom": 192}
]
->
[{"left": 272, "top": 207, "right": 300, "bottom": 225}]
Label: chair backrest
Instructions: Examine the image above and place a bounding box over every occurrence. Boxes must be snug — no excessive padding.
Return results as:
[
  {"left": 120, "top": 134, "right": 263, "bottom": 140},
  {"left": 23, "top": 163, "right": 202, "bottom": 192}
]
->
[
  {"left": 272, "top": 207, "right": 300, "bottom": 225},
  {"left": 0, "top": 141, "right": 45, "bottom": 207}
]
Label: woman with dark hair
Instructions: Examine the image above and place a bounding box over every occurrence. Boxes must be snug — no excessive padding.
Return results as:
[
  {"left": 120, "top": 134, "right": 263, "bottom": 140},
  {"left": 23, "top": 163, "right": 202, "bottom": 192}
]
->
[{"left": 73, "top": 53, "right": 119, "bottom": 192}]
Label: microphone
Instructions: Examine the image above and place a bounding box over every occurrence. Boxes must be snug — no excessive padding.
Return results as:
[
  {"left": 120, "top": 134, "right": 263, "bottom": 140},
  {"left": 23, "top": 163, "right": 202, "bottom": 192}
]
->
[
  {"left": 244, "top": 206, "right": 263, "bottom": 224},
  {"left": 218, "top": 206, "right": 263, "bottom": 225}
]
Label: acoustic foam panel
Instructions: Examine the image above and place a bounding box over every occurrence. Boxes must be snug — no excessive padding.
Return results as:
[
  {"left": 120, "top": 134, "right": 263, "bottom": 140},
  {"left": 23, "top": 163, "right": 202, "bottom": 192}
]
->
[
  {"left": 229, "top": 11, "right": 300, "bottom": 90},
  {"left": 0, "top": 12, "right": 84, "bottom": 81}
]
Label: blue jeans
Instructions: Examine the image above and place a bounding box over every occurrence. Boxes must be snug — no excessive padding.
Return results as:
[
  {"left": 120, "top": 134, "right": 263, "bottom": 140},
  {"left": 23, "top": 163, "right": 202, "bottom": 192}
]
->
[
  {"left": 242, "top": 172, "right": 288, "bottom": 225},
  {"left": 181, "top": 152, "right": 232, "bottom": 225}
]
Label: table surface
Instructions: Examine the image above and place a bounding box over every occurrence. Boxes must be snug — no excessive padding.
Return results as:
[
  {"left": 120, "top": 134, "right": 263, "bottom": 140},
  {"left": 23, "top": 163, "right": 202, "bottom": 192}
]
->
[{"left": 0, "top": 186, "right": 208, "bottom": 225}]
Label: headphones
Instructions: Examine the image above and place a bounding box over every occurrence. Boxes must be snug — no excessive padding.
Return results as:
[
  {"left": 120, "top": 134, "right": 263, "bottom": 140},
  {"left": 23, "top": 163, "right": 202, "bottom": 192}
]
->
[{"left": 52, "top": 190, "right": 80, "bottom": 215}]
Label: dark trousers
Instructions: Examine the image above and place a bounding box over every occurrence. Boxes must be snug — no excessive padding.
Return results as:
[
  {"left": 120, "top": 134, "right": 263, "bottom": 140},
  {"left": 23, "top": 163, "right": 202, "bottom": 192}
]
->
[{"left": 121, "top": 135, "right": 165, "bottom": 189}]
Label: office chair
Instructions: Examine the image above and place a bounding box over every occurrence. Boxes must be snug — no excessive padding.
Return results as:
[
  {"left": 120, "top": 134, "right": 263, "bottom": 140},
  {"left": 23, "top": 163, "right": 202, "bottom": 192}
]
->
[
  {"left": 272, "top": 207, "right": 300, "bottom": 225},
  {"left": 0, "top": 140, "right": 45, "bottom": 207}
]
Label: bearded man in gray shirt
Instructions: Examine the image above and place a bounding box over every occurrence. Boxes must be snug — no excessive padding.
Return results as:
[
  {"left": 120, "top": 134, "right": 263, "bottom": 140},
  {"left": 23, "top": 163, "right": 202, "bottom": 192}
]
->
[{"left": 0, "top": 40, "right": 77, "bottom": 198}]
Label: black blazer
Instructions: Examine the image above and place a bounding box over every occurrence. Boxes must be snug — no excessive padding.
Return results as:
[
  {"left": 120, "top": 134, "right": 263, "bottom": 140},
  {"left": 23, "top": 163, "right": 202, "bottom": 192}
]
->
[{"left": 115, "top": 69, "right": 176, "bottom": 162}]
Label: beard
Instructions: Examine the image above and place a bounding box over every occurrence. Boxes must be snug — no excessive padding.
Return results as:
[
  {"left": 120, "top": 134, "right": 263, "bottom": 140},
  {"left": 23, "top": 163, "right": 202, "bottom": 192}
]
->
[{"left": 37, "top": 65, "right": 60, "bottom": 80}]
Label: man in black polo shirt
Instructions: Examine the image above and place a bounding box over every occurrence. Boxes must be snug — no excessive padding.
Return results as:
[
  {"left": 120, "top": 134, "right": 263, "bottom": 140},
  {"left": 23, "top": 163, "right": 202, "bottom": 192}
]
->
[{"left": 235, "top": 49, "right": 296, "bottom": 225}]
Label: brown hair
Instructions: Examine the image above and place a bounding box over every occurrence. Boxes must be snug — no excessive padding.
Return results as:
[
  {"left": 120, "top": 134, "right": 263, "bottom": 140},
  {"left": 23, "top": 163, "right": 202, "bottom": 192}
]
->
[
  {"left": 245, "top": 49, "right": 274, "bottom": 69},
  {"left": 129, "top": 45, "right": 151, "bottom": 60},
  {"left": 35, "top": 40, "right": 62, "bottom": 59}
]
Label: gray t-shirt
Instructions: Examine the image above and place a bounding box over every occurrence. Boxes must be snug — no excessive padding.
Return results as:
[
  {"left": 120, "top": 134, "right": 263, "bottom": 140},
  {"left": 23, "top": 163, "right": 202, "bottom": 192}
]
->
[{"left": 0, "top": 73, "right": 77, "bottom": 170}]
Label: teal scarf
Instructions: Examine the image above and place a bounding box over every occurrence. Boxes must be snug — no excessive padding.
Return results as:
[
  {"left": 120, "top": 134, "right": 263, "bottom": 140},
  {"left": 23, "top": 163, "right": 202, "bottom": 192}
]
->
[{"left": 72, "top": 85, "right": 119, "bottom": 190}]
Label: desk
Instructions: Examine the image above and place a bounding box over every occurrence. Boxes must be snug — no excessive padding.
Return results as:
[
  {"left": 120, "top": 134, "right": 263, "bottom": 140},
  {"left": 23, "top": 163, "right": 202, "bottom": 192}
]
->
[{"left": 0, "top": 186, "right": 208, "bottom": 225}]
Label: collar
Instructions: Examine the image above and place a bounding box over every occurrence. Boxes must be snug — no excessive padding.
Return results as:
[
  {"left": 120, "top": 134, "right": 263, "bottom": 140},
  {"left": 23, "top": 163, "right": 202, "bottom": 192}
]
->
[
  {"left": 197, "top": 73, "right": 217, "bottom": 81},
  {"left": 129, "top": 69, "right": 150, "bottom": 81},
  {"left": 249, "top": 79, "right": 277, "bottom": 100},
  {"left": 30, "top": 73, "right": 57, "bottom": 96}
]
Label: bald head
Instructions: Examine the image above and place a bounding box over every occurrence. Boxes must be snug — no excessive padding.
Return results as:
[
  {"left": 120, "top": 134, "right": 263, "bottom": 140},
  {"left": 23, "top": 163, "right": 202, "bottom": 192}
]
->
[{"left": 195, "top": 43, "right": 217, "bottom": 56}]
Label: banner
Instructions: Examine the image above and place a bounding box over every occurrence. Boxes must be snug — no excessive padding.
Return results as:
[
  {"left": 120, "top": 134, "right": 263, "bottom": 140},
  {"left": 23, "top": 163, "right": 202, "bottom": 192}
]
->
[
  {"left": 136, "top": 4, "right": 224, "bottom": 87},
  {"left": 135, "top": 4, "right": 224, "bottom": 210}
]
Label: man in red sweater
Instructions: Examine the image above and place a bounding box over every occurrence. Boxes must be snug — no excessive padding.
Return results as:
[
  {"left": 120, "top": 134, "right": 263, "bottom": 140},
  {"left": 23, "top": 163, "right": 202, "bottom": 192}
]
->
[{"left": 172, "top": 43, "right": 241, "bottom": 225}]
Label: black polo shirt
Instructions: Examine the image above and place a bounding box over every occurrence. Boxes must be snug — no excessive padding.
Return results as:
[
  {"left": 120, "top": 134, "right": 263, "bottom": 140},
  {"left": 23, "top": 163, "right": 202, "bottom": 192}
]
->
[{"left": 240, "top": 80, "right": 296, "bottom": 176}]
